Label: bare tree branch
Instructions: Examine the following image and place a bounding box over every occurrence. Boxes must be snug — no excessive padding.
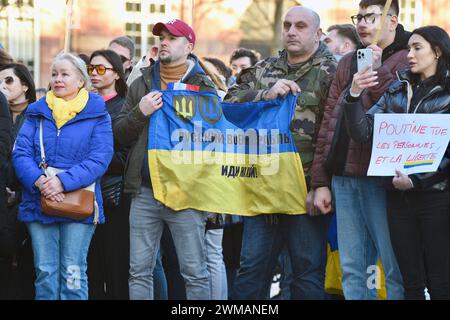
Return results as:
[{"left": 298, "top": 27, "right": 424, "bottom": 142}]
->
[
  {"left": 241, "top": 20, "right": 270, "bottom": 38},
  {"left": 245, "top": 3, "right": 271, "bottom": 29},
  {"left": 272, "top": 0, "right": 284, "bottom": 55},
  {"left": 254, "top": 0, "right": 272, "bottom": 25},
  {"left": 192, "top": 0, "right": 227, "bottom": 29}
]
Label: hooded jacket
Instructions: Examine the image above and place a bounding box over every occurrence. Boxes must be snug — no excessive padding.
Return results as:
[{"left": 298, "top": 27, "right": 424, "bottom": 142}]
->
[{"left": 12, "top": 93, "right": 113, "bottom": 224}]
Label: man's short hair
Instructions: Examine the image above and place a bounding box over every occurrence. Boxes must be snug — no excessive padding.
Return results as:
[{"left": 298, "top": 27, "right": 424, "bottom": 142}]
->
[
  {"left": 359, "top": 0, "right": 400, "bottom": 16},
  {"left": 229, "top": 48, "right": 260, "bottom": 66},
  {"left": 327, "top": 24, "right": 361, "bottom": 48},
  {"left": 109, "top": 36, "right": 136, "bottom": 60}
]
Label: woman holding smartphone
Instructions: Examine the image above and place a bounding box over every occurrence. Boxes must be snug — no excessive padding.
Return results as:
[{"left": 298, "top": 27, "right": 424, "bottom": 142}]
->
[{"left": 343, "top": 26, "right": 450, "bottom": 300}]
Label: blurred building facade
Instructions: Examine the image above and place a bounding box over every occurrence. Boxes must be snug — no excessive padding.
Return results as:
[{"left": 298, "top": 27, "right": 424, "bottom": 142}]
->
[
  {"left": 0, "top": 0, "right": 448, "bottom": 87},
  {"left": 0, "top": 0, "right": 172, "bottom": 87}
]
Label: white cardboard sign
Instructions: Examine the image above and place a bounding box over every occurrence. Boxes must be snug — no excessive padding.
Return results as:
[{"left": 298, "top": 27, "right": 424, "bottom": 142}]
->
[{"left": 368, "top": 114, "right": 450, "bottom": 176}]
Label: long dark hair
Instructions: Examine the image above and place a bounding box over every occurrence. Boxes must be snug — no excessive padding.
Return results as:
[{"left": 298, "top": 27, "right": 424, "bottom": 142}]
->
[
  {"left": 412, "top": 26, "right": 450, "bottom": 85},
  {"left": 0, "top": 63, "right": 36, "bottom": 103},
  {"left": 89, "top": 50, "right": 128, "bottom": 98}
]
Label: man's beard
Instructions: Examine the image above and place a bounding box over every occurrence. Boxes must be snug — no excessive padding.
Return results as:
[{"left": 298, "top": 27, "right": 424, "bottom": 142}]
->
[{"left": 159, "top": 55, "right": 172, "bottom": 64}]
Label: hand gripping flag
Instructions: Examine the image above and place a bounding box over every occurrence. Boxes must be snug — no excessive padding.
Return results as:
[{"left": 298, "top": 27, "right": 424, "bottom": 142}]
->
[{"left": 148, "top": 90, "right": 308, "bottom": 216}]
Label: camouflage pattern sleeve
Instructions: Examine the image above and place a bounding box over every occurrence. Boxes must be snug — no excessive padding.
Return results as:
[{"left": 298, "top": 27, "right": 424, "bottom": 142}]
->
[
  {"left": 291, "top": 54, "right": 337, "bottom": 179},
  {"left": 224, "top": 64, "right": 269, "bottom": 103}
]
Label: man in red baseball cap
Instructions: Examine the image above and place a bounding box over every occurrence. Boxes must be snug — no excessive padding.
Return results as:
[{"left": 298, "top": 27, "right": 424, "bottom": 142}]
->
[
  {"left": 152, "top": 19, "right": 196, "bottom": 46},
  {"left": 114, "top": 17, "right": 216, "bottom": 300},
  {"left": 148, "top": 19, "right": 199, "bottom": 69}
]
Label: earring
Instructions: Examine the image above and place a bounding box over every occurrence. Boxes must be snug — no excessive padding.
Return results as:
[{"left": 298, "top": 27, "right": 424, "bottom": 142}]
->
[{"left": 436, "top": 56, "right": 439, "bottom": 60}]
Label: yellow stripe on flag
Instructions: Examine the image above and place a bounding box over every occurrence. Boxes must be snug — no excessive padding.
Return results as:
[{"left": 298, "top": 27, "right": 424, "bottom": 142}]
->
[{"left": 149, "top": 150, "right": 307, "bottom": 216}]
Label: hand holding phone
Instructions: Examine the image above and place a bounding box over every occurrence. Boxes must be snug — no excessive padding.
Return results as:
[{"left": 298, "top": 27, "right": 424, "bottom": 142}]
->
[{"left": 350, "top": 48, "right": 379, "bottom": 97}]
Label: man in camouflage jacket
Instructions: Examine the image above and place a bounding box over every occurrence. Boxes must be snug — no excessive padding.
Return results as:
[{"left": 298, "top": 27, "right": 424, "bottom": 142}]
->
[{"left": 224, "top": 6, "right": 337, "bottom": 299}]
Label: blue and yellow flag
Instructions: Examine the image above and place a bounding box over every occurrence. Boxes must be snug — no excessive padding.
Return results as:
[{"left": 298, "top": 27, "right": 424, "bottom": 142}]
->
[
  {"left": 148, "top": 90, "right": 308, "bottom": 216},
  {"left": 325, "top": 213, "right": 388, "bottom": 299}
]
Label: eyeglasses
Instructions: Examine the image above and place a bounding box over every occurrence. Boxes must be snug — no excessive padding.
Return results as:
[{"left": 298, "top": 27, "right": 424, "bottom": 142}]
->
[
  {"left": 87, "top": 64, "right": 114, "bottom": 76},
  {"left": 0, "top": 76, "right": 15, "bottom": 85},
  {"left": 119, "top": 55, "right": 130, "bottom": 64},
  {"left": 350, "top": 13, "right": 393, "bottom": 25}
]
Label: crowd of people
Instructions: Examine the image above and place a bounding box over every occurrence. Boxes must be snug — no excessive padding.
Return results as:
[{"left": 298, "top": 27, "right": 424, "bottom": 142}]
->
[{"left": 0, "top": 0, "right": 449, "bottom": 300}]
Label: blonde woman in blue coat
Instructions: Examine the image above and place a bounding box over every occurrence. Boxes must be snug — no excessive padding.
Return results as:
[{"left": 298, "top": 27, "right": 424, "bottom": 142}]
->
[{"left": 12, "top": 52, "right": 113, "bottom": 300}]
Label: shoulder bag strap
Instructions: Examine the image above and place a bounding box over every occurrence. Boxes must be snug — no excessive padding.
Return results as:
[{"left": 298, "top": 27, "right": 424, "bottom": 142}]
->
[{"left": 38, "top": 118, "right": 48, "bottom": 170}]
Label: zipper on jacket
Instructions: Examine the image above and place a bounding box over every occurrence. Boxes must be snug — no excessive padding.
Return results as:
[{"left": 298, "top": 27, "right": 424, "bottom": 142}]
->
[
  {"left": 396, "top": 71, "right": 444, "bottom": 114},
  {"left": 55, "top": 126, "right": 61, "bottom": 160},
  {"left": 397, "top": 78, "right": 412, "bottom": 113},
  {"left": 412, "top": 85, "right": 443, "bottom": 114}
]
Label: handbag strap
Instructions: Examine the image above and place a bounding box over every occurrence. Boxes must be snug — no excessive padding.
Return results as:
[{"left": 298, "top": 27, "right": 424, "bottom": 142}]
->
[
  {"left": 38, "top": 118, "right": 100, "bottom": 224},
  {"left": 39, "top": 118, "right": 48, "bottom": 170}
]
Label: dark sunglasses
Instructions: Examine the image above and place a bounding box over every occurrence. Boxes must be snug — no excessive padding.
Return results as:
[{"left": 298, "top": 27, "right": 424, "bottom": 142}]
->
[
  {"left": 119, "top": 55, "right": 130, "bottom": 64},
  {"left": 87, "top": 64, "right": 114, "bottom": 76},
  {"left": 0, "top": 76, "right": 15, "bottom": 85}
]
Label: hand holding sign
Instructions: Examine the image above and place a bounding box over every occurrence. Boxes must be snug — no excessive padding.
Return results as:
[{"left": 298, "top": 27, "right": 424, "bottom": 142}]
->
[{"left": 392, "top": 169, "right": 414, "bottom": 190}]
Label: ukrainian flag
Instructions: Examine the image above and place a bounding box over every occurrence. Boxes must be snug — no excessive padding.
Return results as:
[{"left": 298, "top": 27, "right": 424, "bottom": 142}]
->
[
  {"left": 148, "top": 90, "right": 308, "bottom": 216},
  {"left": 325, "top": 213, "right": 388, "bottom": 299}
]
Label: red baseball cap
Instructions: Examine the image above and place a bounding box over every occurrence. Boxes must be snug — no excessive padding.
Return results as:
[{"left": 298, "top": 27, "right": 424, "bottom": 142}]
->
[{"left": 152, "top": 19, "right": 196, "bottom": 46}]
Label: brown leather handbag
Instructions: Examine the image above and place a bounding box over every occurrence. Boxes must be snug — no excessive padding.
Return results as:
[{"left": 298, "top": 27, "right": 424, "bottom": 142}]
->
[
  {"left": 38, "top": 119, "right": 98, "bottom": 222},
  {"left": 40, "top": 190, "right": 94, "bottom": 220}
]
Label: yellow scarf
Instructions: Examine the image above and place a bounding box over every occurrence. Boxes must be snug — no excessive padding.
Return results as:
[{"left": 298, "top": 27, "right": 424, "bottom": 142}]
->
[{"left": 46, "top": 88, "right": 89, "bottom": 129}]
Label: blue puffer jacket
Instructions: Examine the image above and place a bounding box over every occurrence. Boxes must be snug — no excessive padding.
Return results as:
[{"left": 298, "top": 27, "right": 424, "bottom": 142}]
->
[{"left": 12, "top": 92, "right": 114, "bottom": 224}]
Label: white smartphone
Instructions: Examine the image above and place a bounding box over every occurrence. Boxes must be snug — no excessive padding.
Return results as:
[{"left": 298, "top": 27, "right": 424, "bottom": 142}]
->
[{"left": 357, "top": 48, "right": 373, "bottom": 73}]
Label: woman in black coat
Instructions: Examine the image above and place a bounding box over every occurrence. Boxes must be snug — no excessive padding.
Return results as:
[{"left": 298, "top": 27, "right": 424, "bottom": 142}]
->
[
  {"left": 0, "top": 89, "right": 12, "bottom": 298},
  {"left": 343, "top": 26, "right": 450, "bottom": 300},
  {"left": 0, "top": 64, "right": 36, "bottom": 220},
  {"left": 0, "top": 90, "right": 12, "bottom": 245},
  {"left": 87, "top": 49, "right": 130, "bottom": 299},
  {"left": 0, "top": 63, "right": 35, "bottom": 299}
]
